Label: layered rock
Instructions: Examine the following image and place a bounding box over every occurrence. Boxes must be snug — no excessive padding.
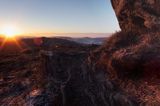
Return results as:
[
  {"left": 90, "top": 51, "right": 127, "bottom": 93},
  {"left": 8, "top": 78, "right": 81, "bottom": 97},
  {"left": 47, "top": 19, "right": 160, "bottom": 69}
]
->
[{"left": 111, "top": 0, "right": 160, "bottom": 32}]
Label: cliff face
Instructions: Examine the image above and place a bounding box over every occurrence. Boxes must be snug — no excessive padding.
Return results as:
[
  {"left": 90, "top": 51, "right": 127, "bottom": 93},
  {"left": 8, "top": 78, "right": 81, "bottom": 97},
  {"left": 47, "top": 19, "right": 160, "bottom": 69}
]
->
[
  {"left": 111, "top": 0, "right": 160, "bottom": 32},
  {"left": 109, "top": 0, "right": 160, "bottom": 81},
  {"left": 90, "top": 0, "right": 160, "bottom": 105}
]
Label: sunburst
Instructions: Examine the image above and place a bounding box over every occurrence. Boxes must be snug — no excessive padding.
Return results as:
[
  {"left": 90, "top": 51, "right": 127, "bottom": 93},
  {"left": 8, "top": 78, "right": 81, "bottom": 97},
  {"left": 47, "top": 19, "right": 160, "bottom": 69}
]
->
[
  {"left": 0, "top": 25, "right": 23, "bottom": 50},
  {"left": 1, "top": 25, "right": 20, "bottom": 38}
]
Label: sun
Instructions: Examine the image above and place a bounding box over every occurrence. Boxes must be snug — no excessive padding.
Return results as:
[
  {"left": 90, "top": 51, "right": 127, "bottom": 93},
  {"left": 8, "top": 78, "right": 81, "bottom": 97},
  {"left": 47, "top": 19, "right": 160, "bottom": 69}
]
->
[
  {"left": 0, "top": 25, "right": 23, "bottom": 50},
  {"left": 1, "top": 25, "right": 21, "bottom": 38}
]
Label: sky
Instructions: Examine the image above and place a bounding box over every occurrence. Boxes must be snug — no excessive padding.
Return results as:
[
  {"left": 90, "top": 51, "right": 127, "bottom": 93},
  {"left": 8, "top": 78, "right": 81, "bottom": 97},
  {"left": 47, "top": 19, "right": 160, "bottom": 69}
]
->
[{"left": 0, "top": 0, "right": 120, "bottom": 36}]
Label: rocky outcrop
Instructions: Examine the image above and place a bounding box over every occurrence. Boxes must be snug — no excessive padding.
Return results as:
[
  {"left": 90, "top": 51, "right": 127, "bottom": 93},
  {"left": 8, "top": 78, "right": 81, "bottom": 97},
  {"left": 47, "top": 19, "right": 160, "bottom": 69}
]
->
[
  {"left": 89, "top": 0, "right": 160, "bottom": 105},
  {"left": 1, "top": 1, "right": 160, "bottom": 106},
  {"left": 39, "top": 51, "right": 138, "bottom": 106},
  {"left": 109, "top": 0, "right": 160, "bottom": 80},
  {"left": 0, "top": 45, "right": 139, "bottom": 106},
  {"left": 111, "top": 0, "right": 160, "bottom": 32}
]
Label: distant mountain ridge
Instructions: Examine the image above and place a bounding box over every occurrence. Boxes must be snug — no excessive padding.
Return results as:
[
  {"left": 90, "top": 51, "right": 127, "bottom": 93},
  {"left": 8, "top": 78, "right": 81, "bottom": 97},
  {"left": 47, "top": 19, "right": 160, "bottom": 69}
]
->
[
  {"left": 17, "top": 33, "right": 111, "bottom": 38},
  {"left": 60, "top": 37, "right": 107, "bottom": 45}
]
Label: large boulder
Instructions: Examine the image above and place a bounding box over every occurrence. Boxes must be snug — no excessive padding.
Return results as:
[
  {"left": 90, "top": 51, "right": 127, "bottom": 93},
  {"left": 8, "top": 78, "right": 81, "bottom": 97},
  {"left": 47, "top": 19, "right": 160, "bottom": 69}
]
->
[
  {"left": 111, "top": 0, "right": 160, "bottom": 32},
  {"left": 89, "top": 0, "right": 160, "bottom": 105},
  {"left": 109, "top": 0, "right": 160, "bottom": 79}
]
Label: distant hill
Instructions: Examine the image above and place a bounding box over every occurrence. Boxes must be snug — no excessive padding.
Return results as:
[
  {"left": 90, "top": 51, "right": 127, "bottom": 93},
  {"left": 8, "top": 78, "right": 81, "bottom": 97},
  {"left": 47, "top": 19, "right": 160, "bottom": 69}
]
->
[
  {"left": 0, "top": 37, "right": 104, "bottom": 54},
  {"left": 49, "top": 37, "right": 107, "bottom": 45},
  {"left": 20, "top": 33, "right": 111, "bottom": 38},
  {"left": 69, "top": 37, "right": 107, "bottom": 45}
]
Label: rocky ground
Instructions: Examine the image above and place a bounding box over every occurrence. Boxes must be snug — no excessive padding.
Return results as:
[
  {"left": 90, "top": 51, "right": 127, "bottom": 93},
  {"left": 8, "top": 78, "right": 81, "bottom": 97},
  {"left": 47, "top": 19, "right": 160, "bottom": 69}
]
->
[
  {"left": 0, "top": 0, "right": 160, "bottom": 105},
  {"left": 0, "top": 39, "right": 138, "bottom": 106}
]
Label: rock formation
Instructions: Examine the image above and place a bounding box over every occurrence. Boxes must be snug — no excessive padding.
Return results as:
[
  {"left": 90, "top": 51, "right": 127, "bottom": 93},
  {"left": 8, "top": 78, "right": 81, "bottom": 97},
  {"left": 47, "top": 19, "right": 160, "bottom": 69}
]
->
[
  {"left": 111, "top": 0, "right": 160, "bottom": 32},
  {"left": 109, "top": 0, "right": 160, "bottom": 79},
  {"left": 0, "top": 41, "right": 139, "bottom": 106},
  {"left": 1, "top": 1, "right": 160, "bottom": 106},
  {"left": 89, "top": 0, "right": 160, "bottom": 105}
]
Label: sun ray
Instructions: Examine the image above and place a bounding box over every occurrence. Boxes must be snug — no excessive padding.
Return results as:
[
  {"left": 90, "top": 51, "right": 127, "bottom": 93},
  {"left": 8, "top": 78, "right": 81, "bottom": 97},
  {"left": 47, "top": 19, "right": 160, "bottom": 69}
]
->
[
  {"left": 0, "top": 25, "right": 21, "bottom": 38},
  {"left": 0, "top": 37, "right": 8, "bottom": 50},
  {"left": 0, "top": 24, "right": 24, "bottom": 51},
  {"left": 0, "top": 37, "right": 23, "bottom": 51},
  {"left": 12, "top": 38, "right": 23, "bottom": 50}
]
